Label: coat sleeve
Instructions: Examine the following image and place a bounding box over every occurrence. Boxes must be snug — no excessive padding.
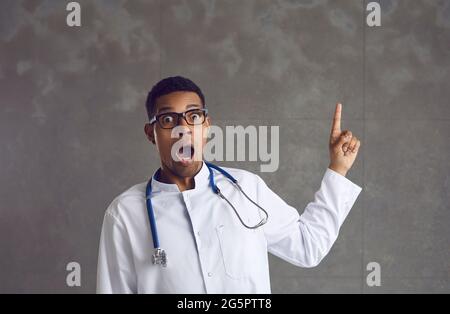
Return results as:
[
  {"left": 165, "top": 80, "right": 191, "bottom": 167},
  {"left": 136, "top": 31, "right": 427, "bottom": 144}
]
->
[
  {"left": 96, "top": 206, "right": 137, "bottom": 293},
  {"left": 257, "top": 168, "right": 362, "bottom": 267}
]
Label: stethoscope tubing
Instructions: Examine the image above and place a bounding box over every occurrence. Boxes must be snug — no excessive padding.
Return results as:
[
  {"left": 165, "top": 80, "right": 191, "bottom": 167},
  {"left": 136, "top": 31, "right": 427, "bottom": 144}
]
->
[{"left": 145, "top": 162, "right": 269, "bottom": 250}]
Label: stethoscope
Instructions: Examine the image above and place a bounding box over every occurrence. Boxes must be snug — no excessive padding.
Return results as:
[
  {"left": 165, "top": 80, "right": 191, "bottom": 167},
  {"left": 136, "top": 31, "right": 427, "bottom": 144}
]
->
[{"left": 145, "top": 161, "right": 269, "bottom": 267}]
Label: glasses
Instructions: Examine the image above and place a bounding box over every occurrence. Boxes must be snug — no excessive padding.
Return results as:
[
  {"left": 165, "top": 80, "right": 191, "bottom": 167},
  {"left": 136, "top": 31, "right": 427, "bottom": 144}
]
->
[{"left": 149, "top": 108, "right": 208, "bottom": 129}]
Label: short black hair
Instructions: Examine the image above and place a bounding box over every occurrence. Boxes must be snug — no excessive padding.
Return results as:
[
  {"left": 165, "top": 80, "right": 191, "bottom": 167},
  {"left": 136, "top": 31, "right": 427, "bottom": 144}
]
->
[{"left": 145, "top": 76, "right": 206, "bottom": 121}]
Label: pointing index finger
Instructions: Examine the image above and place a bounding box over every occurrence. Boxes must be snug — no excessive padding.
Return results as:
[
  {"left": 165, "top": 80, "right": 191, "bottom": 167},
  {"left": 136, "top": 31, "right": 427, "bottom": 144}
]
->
[{"left": 331, "top": 103, "right": 342, "bottom": 136}]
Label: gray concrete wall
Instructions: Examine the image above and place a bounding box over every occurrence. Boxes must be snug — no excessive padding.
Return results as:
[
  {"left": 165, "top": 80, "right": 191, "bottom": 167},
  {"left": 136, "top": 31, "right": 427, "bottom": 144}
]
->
[{"left": 0, "top": 0, "right": 449, "bottom": 293}]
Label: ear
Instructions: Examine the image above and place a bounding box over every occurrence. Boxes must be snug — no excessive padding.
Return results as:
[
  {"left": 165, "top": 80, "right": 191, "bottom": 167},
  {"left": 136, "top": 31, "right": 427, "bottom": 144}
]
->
[
  {"left": 144, "top": 123, "right": 156, "bottom": 145},
  {"left": 205, "top": 116, "right": 211, "bottom": 128},
  {"left": 204, "top": 116, "right": 212, "bottom": 136}
]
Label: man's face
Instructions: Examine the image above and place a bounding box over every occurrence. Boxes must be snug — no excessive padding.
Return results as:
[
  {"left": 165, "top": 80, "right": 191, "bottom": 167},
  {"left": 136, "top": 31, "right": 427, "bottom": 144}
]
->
[{"left": 144, "top": 91, "right": 210, "bottom": 178}]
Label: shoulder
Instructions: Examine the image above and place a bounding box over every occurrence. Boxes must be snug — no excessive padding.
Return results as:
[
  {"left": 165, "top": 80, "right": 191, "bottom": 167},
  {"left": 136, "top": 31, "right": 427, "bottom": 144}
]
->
[{"left": 104, "top": 182, "right": 147, "bottom": 221}]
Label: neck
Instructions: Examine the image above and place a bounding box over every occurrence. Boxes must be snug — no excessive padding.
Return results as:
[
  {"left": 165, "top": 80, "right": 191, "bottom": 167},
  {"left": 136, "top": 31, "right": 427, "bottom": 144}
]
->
[{"left": 157, "top": 163, "right": 202, "bottom": 192}]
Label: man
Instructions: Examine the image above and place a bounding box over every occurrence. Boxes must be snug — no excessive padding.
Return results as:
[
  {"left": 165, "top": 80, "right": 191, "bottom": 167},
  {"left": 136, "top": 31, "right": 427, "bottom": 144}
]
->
[{"left": 96, "top": 76, "right": 362, "bottom": 293}]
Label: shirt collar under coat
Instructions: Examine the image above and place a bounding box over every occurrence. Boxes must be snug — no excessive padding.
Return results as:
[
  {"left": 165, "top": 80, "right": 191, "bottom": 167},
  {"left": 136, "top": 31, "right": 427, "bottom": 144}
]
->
[{"left": 150, "top": 161, "right": 210, "bottom": 193}]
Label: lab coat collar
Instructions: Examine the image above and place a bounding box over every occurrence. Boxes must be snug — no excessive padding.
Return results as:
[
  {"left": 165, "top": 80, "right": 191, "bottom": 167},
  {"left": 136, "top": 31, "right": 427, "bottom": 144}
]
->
[{"left": 151, "top": 161, "right": 210, "bottom": 193}]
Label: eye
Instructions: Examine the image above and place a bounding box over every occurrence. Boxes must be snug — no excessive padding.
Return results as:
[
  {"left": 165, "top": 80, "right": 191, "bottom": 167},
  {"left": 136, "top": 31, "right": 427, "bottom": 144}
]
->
[
  {"left": 162, "top": 115, "right": 174, "bottom": 124},
  {"left": 191, "top": 113, "right": 200, "bottom": 121}
]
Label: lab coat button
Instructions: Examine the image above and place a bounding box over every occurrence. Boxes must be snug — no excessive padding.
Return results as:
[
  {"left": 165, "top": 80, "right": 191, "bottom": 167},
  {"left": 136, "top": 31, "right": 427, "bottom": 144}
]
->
[{"left": 208, "top": 272, "right": 212, "bottom": 277}]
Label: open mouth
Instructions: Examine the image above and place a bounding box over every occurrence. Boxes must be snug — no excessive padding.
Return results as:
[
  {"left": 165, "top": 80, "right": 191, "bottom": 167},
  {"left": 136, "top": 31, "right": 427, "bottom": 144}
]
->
[{"left": 175, "top": 144, "right": 195, "bottom": 164}]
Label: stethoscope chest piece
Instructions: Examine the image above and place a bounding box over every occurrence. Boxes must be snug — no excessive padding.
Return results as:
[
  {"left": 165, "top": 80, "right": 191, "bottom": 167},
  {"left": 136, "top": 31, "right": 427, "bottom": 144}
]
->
[{"left": 152, "top": 248, "right": 168, "bottom": 267}]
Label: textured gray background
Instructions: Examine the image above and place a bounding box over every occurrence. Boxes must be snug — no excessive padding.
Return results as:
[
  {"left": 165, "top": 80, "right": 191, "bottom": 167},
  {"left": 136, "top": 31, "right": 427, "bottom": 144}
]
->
[{"left": 0, "top": 0, "right": 449, "bottom": 293}]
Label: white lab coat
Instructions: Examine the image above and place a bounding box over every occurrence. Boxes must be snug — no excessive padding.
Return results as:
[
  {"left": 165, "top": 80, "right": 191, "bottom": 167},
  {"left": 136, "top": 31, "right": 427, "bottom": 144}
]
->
[{"left": 96, "top": 161, "right": 362, "bottom": 293}]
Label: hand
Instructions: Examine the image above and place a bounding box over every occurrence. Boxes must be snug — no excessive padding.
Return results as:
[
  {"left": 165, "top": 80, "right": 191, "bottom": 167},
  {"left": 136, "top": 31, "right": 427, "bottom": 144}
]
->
[{"left": 328, "top": 103, "right": 361, "bottom": 177}]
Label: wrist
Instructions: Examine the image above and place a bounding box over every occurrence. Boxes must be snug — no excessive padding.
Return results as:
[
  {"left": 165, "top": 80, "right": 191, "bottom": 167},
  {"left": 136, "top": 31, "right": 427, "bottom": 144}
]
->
[{"left": 328, "top": 164, "right": 348, "bottom": 177}]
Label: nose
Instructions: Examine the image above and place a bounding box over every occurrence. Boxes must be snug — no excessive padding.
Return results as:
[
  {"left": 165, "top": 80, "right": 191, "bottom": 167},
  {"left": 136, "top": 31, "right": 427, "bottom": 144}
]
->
[
  {"left": 178, "top": 116, "right": 190, "bottom": 127},
  {"left": 175, "top": 123, "right": 192, "bottom": 139}
]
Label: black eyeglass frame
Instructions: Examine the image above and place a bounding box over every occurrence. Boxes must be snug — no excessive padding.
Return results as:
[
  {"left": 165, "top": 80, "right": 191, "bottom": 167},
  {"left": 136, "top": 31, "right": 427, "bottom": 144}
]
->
[{"left": 149, "top": 108, "right": 208, "bottom": 129}]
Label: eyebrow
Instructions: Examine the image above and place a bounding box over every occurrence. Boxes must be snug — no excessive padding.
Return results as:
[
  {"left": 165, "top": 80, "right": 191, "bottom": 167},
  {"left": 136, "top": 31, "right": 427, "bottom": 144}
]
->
[{"left": 157, "top": 103, "right": 201, "bottom": 114}]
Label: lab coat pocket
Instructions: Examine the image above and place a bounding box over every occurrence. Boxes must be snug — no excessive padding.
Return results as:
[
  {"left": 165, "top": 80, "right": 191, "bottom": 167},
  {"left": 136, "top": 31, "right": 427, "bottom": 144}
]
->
[{"left": 215, "top": 224, "right": 259, "bottom": 280}]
